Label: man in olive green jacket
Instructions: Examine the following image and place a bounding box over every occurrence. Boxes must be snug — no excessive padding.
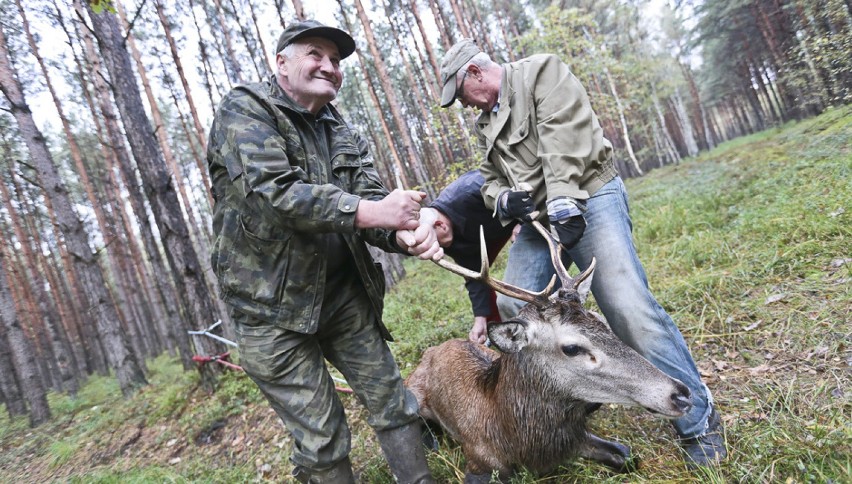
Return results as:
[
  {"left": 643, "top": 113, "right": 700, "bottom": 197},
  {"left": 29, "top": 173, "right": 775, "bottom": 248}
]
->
[
  {"left": 438, "top": 39, "right": 726, "bottom": 470},
  {"left": 208, "top": 20, "right": 437, "bottom": 483}
]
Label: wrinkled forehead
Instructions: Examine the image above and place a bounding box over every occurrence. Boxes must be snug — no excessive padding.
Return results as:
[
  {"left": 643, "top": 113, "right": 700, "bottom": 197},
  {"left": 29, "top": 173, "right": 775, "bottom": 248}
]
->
[{"left": 287, "top": 36, "right": 341, "bottom": 58}]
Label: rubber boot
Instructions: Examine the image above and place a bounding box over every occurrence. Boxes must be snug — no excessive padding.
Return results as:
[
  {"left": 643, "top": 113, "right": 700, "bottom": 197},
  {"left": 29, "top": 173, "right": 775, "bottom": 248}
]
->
[
  {"left": 291, "top": 457, "right": 355, "bottom": 484},
  {"left": 376, "top": 422, "right": 436, "bottom": 483}
]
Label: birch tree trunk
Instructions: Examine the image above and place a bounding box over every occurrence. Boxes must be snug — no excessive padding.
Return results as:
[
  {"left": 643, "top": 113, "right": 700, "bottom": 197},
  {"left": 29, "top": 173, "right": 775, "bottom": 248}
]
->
[
  {"left": 0, "top": 22, "right": 148, "bottom": 397},
  {"left": 671, "top": 86, "right": 699, "bottom": 157},
  {"left": 602, "top": 63, "right": 643, "bottom": 175}
]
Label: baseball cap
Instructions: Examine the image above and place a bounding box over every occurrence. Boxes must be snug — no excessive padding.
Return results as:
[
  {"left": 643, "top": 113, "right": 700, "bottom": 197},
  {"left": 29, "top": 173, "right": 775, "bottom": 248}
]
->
[
  {"left": 439, "top": 39, "right": 481, "bottom": 107},
  {"left": 275, "top": 20, "right": 356, "bottom": 59}
]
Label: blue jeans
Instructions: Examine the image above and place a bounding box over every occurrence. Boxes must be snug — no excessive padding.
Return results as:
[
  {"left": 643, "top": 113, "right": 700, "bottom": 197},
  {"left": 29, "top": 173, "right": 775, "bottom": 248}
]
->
[{"left": 497, "top": 176, "right": 712, "bottom": 438}]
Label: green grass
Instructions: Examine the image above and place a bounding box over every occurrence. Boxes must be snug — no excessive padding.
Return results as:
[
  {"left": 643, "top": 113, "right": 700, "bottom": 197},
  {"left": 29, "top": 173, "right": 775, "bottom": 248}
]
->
[{"left": 1, "top": 107, "right": 849, "bottom": 483}]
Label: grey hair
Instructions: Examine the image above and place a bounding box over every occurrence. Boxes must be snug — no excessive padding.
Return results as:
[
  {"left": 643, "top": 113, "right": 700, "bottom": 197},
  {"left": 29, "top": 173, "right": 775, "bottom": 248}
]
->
[
  {"left": 278, "top": 43, "right": 299, "bottom": 58},
  {"left": 457, "top": 52, "right": 493, "bottom": 77}
]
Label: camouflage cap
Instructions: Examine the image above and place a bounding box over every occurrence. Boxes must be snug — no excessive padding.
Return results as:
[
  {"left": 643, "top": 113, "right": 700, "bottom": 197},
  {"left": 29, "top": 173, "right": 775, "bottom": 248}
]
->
[
  {"left": 439, "top": 39, "right": 481, "bottom": 108},
  {"left": 275, "top": 20, "right": 356, "bottom": 59}
]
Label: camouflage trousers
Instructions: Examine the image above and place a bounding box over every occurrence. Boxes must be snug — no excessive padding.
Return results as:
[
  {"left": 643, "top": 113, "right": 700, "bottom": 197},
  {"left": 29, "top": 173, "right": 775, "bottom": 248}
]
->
[{"left": 231, "top": 274, "right": 420, "bottom": 472}]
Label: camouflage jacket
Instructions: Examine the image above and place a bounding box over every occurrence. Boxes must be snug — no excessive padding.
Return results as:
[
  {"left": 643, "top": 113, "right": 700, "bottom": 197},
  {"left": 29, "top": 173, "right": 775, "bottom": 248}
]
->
[{"left": 207, "top": 76, "right": 403, "bottom": 340}]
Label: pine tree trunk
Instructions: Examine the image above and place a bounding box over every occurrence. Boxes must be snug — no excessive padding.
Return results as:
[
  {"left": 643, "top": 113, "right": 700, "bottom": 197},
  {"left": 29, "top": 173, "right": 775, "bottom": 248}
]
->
[
  {"left": 338, "top": 5, "right": 412, "bottom": 189},
  {"left": 465, "top": 0, "right": 496, "bottom": 58},
  {"left": 0, "top": 23, "right": 148, "bottom": 397},
  {"left": 408, "top": 0, "right": 441, "bottom": 89},
  {"left": 651, "top": 85, "right": 681, "bottom": 165},
  {"left": 273, "top": 0, "right": 288, "bottom": 28},
  {"left": 429, "top": 0, "right": 454, "bottom": 50},
  {"left": 290, "top": 0, "right": 306, "bottom": 20},
  {"left": 84, "top": 5, "right": 224, "bottom": 390},
  {"left": 210, "top": 0, "right": 245, "bottom": 84},
  {"left": 382, "top": 0, "right": 445, "bottom": 178},
  {"left": 0, "top": 246, "right": 51, "bottom": 426},
  {"left": 16, "top": 0, "right": 144, "bottom": 385},
  {"left": 350, "top": 0, "right": 433, "bottom": 195},
  {"left": 679, "top": 61, "right": 714, "bottom": 150},
  {"left": 0, "top": 324, "right": 27, "bottom": 418},
  {"left": 67, "top": 4, "right": 188, "bottom": 369},
  {"left": 0, "top": 174, "right": 78, "bottom": 395},
  {"left": 447, "top": 0, "right": 473, "bottom": 38},
  {"left": 496, "top": 1, "right": 517, "bottom": 62},
  {"left": 187, "top": 0, "right": 222, "bottom": 112},
  {"left": 6, "top": 249, "right": 58, "bottom": 391},
  {"left": 152, "top": 0, "right": 213, "bottom": 205},
  {"left": 602, "top": 63, "right": 643, "bottom": 174},
  {"left": 246, "top": 1, "right": 273, "bottom": 73},
  {"left": 670, "top": 87, "right": 699, "bottom": 157}
]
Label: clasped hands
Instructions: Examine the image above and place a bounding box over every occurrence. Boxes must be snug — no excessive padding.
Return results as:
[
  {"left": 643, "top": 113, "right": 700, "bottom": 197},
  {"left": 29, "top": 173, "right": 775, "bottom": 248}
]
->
[{"left": 354, "top": 189, "right": 443, "bottom": 261}]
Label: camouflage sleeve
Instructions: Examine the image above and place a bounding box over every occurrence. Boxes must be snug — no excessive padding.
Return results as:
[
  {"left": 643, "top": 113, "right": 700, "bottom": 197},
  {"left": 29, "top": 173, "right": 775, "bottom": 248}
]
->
[
  {"left": 348, "top": 130, "right": 408, "bottom": 255},
  {"left": 212, "top": 87, "right": 361, "bottom": 234}
]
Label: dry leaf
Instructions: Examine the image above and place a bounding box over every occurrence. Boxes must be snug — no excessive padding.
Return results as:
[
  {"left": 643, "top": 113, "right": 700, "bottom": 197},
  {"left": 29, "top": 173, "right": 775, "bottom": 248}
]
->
[{"left": 748, "top": 364, "right": 771, "bottom": 375}]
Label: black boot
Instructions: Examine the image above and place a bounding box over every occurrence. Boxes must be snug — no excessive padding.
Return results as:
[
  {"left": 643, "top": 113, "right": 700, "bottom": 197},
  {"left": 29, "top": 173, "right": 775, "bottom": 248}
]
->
[
  {"left": 292, "top": 457, "right": 355, "bottom": 484},
  {"left": 680, "top": 406, "right": 727, "bottom": 467},
  {"left": 376, "top": 422, "right": 436, "bottom": 483}
]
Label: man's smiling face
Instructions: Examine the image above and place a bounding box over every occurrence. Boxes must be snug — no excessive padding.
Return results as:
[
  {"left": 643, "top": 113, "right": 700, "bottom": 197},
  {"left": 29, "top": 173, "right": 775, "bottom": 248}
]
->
[{"left": 277, "top": 37, "right": 343, "bottom": 113}]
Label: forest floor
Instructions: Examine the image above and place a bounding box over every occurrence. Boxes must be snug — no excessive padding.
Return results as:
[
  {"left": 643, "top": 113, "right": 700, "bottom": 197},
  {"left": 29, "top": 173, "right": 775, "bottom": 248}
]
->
[{"left": 1, "top": 106, "right": 850, "bottom": 483}]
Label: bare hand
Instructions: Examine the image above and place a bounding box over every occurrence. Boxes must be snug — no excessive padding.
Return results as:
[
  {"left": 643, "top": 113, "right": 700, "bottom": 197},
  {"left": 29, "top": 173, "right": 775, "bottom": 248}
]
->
[
  {"left": 469, "top": 316, "right": 488, "bottom": 345},
  {"left": 396, "top": 207, "right": 444, "bottom": 260},
  {"left": 356, "top": 189, "right": 427, "bottom": 230}
]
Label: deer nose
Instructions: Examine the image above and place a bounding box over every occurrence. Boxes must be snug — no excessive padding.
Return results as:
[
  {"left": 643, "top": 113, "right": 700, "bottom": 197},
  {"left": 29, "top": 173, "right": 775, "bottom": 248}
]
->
[{"left": 670, "top": 382, "right": 693, "bottom": 414}]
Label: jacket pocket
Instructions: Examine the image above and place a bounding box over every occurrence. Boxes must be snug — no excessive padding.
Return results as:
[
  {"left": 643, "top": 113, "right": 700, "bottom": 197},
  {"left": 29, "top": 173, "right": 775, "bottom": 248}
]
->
[
  {"left": 505, "top": 111, "right": 538, "bottom": 167},
  {"left": 219, "top": 213, "right": 292, "bottom": 308}
]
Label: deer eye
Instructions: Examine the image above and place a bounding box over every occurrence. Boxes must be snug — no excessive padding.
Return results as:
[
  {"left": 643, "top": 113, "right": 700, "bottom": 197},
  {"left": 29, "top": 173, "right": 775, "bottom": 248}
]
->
[{"left": 561, "top": 344, "right": 582, "bottom": 357}]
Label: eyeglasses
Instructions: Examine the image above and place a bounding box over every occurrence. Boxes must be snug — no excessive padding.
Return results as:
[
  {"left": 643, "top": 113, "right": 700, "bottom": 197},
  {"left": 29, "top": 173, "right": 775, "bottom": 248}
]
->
[{"left": 456, "top": 70, "right": 468, "bottom": 100}]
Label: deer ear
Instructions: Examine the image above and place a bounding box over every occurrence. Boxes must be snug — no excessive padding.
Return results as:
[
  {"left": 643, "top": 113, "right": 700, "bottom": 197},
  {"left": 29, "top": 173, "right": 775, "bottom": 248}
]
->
[{"left": 488, "top": 320, "right": 529, "bottom": 353}]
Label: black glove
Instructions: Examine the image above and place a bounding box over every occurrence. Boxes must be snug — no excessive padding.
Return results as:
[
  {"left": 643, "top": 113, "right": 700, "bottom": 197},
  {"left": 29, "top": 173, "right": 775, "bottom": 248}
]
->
[
  {"left": 547, "top": 196, "right": 587, "bottom": 249},
  {"left": 497, "top": 190, "right": 535, "bottom": 222},
  {"left": 552, "top": 215, "right": 586, "bottom": 249}
]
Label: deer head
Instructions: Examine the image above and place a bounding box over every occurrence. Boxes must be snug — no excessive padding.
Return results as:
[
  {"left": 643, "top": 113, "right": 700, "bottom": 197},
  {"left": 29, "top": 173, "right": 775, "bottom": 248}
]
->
[{"left": 435, "top": 221, "right": 692, "bottom": 417}]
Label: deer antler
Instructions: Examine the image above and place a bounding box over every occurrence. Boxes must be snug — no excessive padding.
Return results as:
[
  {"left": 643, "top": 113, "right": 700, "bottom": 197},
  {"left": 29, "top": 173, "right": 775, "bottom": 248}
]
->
[
  {"left": 434, "top": 226, "right": 556, "bottom": 307},
  {"left": 529, "top": 220, "right": 596, "bottom": 292}
]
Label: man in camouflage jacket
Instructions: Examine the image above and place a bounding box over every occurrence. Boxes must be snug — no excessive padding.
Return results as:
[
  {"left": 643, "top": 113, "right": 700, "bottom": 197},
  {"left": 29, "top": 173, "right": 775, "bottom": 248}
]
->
[{"left": 207, "top": 20, "right": 437, "bottom": 483}]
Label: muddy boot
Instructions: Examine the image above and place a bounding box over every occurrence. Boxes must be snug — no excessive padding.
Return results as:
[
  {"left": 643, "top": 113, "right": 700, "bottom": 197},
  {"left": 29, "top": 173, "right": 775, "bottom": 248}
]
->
[
  {"left": 292, "top": 457, "right": 355, "bottom": 484},
  {"left": 376, "top": 422, "right": 436, "bottom": 483}
]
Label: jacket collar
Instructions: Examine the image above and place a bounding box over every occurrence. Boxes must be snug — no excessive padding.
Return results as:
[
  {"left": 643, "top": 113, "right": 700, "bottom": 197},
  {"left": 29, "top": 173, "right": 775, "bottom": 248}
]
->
[
  {"left": 475, "top": 65, "right": 512, "bottom": 140},
  {"left": 266, "top": 75, "right": 335, "bottom": 122}
]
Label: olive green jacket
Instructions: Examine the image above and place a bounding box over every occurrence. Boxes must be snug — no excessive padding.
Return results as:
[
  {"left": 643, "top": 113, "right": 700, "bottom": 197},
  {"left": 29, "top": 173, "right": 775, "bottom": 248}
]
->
[
  {"left": 476, "top": 54, "right": 618, "bottom": 224},
  {"left": 207, "top": 76, "right": 402, "bottom": 340}
]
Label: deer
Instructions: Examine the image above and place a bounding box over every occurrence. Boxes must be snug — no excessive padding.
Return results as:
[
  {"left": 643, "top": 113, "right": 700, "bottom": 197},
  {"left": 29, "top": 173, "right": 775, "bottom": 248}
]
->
[{"left": 405, "top": 221, "right": 693, "bottom": 482}]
